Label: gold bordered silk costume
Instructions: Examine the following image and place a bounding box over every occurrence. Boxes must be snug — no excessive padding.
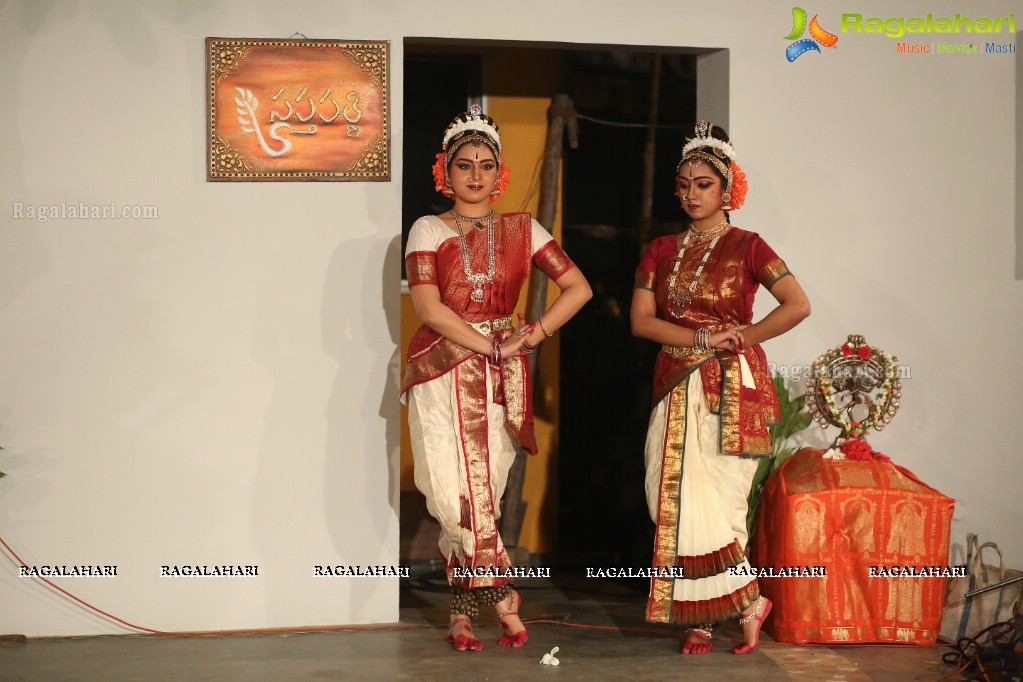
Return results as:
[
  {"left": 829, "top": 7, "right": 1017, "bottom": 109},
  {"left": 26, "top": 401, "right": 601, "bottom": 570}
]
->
[
  {"left": 402, "top": 212, "right": 574, "bottom": 589},
  {"left": 637, "top": 226, "right": 792, "bottom": 625},
  {"left": 637, "top": 228, "right": 789, "bottom": 457}
]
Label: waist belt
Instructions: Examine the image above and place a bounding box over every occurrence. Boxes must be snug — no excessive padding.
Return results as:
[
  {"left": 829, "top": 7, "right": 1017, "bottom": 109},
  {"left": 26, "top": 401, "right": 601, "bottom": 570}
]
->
[
  {"left": 466, "top": 316, "right": 514, "bottom": 336},
  {"left": 661, "top": 344, "right": 717, "bottom": 361}
]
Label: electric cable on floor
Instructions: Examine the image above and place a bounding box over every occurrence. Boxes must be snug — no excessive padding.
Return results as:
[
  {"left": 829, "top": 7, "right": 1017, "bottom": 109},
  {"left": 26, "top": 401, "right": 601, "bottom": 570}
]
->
[
  {"left": 927, "top": 617, "right": 1022, "bottom": 682},
  {"left": 0, "top": 534, "right": 429, "bottom": 637}
]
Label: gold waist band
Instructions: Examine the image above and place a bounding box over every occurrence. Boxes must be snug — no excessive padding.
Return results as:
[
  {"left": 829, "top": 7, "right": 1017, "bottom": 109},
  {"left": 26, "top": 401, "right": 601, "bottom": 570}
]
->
[
  {"left": 466, "top": 316, "right": 514, "bottom": 336},
  {"left": 661, "top": 344, "right": 718, "bottom": 361}
]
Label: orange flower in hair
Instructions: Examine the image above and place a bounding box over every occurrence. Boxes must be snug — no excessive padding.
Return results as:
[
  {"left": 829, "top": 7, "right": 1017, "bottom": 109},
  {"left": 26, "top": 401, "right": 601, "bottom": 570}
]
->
[
  {"left": 727, "top": 161, "right": 748, "bottom": 210},
  {"left": 490, "top": 157, "right": 511, "bottom": 204},
  {"left": 432, "top": 153, "right": 453, "bottom": 195}
]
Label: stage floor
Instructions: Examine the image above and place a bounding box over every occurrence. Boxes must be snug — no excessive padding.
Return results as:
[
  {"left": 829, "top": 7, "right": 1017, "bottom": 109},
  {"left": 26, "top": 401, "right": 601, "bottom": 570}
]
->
[{"left": 1, "top": 576, "right": 959, "bottom": 681}]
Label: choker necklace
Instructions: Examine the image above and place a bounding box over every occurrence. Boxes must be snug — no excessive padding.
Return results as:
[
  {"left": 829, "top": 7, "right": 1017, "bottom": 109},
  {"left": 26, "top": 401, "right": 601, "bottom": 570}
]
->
[
  {"left": 452, "top": 208, "right": 494, "bottom": 232},
  {"left": 667, "top": 219, "right": 730, "bottom": 317},
  {"left": 686, "top": 219, "right": 730, "bottom": 243},
  {"left": 452, "top": 210, "right": 496, "bottom": 303}
]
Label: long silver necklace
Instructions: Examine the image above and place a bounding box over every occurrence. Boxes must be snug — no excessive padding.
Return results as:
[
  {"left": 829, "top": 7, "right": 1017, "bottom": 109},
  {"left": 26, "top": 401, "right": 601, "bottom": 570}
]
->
[
  {"left": 452, "top": 209, "right": 496, "bottom": 303},
  {"left": 667, "top": 220, "right": 730, "bottom": 317}
]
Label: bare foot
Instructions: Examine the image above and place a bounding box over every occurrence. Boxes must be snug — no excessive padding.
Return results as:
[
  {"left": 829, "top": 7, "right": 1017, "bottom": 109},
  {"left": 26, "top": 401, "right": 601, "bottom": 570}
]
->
[
  {"left": 680, "top": 627, "right": 712, "bottom": 654},
  {"left": 732, "top": 597, "right": 772, "bottom": 655},
  {"left": 446, "top": 615, "right": 482, "bottom": 652},
  {"left": 495, "top": 590, "right": 528, "bottom": 647}
]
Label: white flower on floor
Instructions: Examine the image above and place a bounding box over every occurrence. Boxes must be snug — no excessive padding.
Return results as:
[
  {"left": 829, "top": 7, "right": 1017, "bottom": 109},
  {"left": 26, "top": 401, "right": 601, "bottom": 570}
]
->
[{"left": 540, "top": 646, "right": 560, "bottom": 665}]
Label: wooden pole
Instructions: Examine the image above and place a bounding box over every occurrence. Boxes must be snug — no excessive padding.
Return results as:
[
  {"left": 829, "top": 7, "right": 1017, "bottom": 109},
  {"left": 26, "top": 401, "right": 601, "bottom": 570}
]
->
[
  {"left": 638, "top": 54, "right": 661, "bottom": 249},
  {"left": 500, "top": 94, "right": 578, "bottom": 549}
]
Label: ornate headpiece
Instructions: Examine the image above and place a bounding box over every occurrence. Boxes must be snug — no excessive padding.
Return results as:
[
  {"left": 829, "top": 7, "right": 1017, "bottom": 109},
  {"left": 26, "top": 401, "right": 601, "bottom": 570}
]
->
[
  {"left": 442, "top": 104, "right": 502, "bottom": 152},
  {"left": 432, "top": 104, "right": 510, "bottom": 203},
  {"left": 676, "top": 120, "right": 747, "bottom": 211}
]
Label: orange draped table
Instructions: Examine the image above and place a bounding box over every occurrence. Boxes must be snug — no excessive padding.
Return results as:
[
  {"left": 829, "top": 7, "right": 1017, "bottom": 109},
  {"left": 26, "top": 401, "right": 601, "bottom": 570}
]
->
[{"left": 750, "top": 448, "right": 955, "bottom": 644}]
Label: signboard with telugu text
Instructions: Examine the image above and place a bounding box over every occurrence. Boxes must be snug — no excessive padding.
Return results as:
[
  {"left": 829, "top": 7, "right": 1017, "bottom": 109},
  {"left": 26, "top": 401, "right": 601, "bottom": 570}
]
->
[{"left": 206, "top": 37, "right": 389, "bottom": 181}]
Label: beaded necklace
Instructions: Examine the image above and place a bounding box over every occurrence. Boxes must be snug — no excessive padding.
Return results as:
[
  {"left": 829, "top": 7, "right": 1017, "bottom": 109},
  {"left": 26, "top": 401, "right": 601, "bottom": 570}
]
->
[{"left": 667, "top": 220, "right": 730, "bottom": 317}]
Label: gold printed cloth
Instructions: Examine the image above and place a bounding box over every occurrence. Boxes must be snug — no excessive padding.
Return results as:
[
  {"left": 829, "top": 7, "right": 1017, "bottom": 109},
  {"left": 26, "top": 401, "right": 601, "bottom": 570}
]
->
[
  {"left": 532, "top": 240, "right": 575, "bottom": 281},
  {"left": 636, "top": 228, "right": 789, "bottom": 456},
  {"left": 645, "top": 372, "right": 761, "bottom": 626},
  {"left": 749, "top": 449, "right": 955, "bottom": 644},
  {"left": 407, "top": 360, "right": 517, "bottom": 590},
  {"left": 402, "top": 212, "right": 537, "bottom": 454},
  {"left": 449, "top": 357, "right": 503, "bottom": 588},
  {"left": 405, "top": 250, "right": 438, "bottom": 286}
]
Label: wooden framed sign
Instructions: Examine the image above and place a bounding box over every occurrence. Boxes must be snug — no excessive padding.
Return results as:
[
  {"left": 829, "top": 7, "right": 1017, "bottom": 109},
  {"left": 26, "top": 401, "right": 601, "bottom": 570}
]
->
[{"left": 206, "top": 37, "right": 389, "bottom": 181}]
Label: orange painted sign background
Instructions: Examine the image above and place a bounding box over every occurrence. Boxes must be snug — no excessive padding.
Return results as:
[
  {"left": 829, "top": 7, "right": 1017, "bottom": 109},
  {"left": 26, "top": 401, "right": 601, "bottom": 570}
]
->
[{"left": 207, "top": 38, "right": 389, "bottom": 181}]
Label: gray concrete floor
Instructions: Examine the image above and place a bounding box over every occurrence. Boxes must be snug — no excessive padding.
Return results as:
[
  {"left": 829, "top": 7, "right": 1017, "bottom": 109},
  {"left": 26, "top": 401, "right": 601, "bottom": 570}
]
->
[{"left": 0, "top": 577, "right": 961, "bottom": 681}]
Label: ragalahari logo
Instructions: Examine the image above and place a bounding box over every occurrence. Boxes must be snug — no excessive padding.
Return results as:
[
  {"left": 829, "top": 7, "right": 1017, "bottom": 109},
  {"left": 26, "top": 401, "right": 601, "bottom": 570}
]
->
[{"left": 784, "top": 7, "right": 839, "bottom": 61}]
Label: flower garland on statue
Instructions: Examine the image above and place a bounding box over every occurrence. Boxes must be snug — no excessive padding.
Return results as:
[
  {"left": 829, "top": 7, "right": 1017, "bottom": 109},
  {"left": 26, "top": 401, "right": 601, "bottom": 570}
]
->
[
  {"left": 807, "top": 342, "right": 902, "bottom": 440},
  {"left": 838, "top": 437, "right": 891, "bottom": 463},
  {"left": 432, "top": 153, "right": 511, "bottom": 204}
]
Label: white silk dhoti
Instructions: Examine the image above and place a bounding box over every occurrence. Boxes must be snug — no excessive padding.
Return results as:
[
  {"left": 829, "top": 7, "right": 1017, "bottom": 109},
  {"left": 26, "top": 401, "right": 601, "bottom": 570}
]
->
[
  {"left": 644, "top": 368, "right": 761, "bottom": 625},
  {"left": 407, "top": 361, "right": 518, "bottom": 588}
]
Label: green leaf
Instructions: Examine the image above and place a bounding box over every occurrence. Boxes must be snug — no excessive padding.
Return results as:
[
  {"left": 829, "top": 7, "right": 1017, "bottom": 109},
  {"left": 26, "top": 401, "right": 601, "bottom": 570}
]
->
[
  {"left": 767, "top": 371, "right": 814, "bottom": 467},
  {"left": 792, "top": 413, "right": 813, "bottom": 433},
  {"left": 772, "top": 447, "right": 798, "bottom": 473},
  {"left": 774, "top": 377, "right": 788, "bottom": 400},
  {"left": 745, "top": 457, "right": 775, "bottom": 539}
]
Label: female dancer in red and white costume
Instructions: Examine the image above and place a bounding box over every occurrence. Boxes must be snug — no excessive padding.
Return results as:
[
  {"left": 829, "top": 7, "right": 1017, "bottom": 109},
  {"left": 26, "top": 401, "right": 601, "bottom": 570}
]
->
[
  {"left": 631, "top": 121, "right": 810, "bottom": 655},
  {"left": 401, "top": 105, "right": 591, "bottom": 652}
]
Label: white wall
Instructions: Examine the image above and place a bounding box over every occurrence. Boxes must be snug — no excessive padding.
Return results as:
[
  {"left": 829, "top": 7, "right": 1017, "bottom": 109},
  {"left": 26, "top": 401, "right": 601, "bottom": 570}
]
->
[{"left": 0, "top": 0, "right": 1019, "bottom": 636}]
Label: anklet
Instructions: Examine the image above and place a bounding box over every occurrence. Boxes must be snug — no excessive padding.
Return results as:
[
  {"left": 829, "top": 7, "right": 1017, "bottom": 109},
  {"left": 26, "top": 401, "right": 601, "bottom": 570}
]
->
[{"left": 738, "top": 597, "right": 763, "bottom": 624}]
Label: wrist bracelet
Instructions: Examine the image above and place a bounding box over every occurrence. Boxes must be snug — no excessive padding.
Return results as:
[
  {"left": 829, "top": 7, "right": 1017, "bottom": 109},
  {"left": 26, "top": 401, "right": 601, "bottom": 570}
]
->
[
  {"left": 522, "top": 339, "right": 536, "bottom": 354},
  {"left": 538, "top": 314, "right": 554, "bottom": 338},
  {"left": 693, "top": 327, "right": 710, "bottom": 351}
]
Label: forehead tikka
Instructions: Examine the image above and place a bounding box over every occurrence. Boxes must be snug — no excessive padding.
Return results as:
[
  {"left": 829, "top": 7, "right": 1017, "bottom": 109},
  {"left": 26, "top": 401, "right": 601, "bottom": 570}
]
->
[
  {"left": 676, "top": 120, "right": 735, "bottom": 203},
  {"left": 441, "top": 104, "right": 502, "bottom": 190}
]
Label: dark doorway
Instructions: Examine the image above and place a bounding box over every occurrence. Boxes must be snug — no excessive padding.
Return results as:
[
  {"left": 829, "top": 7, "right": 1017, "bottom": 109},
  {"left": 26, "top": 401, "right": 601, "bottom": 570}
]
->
[
  {"left": 400, "top": 54, "right": 483, "bottom": 278},
  {"left": 557, "top": 51, "right": 697, "bottom": 572}
]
